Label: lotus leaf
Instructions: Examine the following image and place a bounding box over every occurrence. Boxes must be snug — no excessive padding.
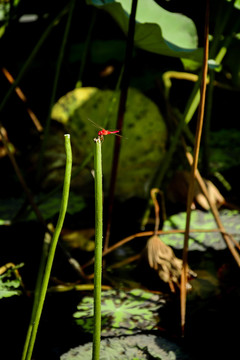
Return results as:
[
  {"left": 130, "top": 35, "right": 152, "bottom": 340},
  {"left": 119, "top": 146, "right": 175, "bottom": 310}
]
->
[
  {"left": 86, "top": 0, "right": 202, "bottom": 61},
  {"left": 162, "top": 209, "right": 240, "bottom": 251},
  {"left": 51, "top": 87, "right": 167, "bottom": 198},
  {"left": 73, "top": 289, "right": 165, "bottom": 336},
  {"left": 61, "top": 333, "right": 188, "bottom": 360}
]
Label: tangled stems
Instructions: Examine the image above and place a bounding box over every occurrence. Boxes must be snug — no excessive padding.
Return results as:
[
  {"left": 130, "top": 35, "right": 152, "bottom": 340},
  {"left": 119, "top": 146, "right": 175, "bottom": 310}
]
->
[
  {"left": 92, "top": 137, "right": 103, "bottom": 360},
  {"left": 22, "top": 134, "right": 72, "bottom": 360}
]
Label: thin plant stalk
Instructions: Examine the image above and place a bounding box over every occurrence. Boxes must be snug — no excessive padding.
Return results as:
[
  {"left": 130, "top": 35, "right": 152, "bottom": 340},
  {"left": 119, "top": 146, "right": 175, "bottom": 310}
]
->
[
  {"left": 209, "top": 1, "right": 234, "bottom": 59},
  {"left": 141, "top": 4, "right": 238, "bottom": 230},
  {"left": 180, "top": 0, "right": 209, "bottom": 337},
  {"left": 76, "top": 8, "right": 97, "bottom": 88},
  {"left": 149, "top": 2, "right": 238, "bottom": 195},
  {"left": 140, "top": 76, "right": 202, "bottom": 230},
  {"left": 21, "top": 225, "right": 53, "bottom": 360},
  {"left": 82, "top": 227, "right": 228, "bottom": 273},
  {"left": 201, "top": 0, "right": 233, "bottom": 176},
  {"left": 2, "top": 67, "right": 43, "bottom": 132},
  {"left": 92, "top": 137, "right": 103, "bottom": 360},
  {"left": 202, "top": 16, "right": 240, "bottom": 175},
  {"left": 202, "top": 68, "right": 214, "bottom": 176},
  {"left": 0, "top": 127, "right": 45, "bottom": 224},
  {"left": 0, "top": 125, "right": 84, "bottom": 282},
  {"left": 18, "top": 151, "right": 93, "bottom": 222},
  {"left": 103, "top": 65, "right": 124, "bottom": 129},
  {"left": 37, "top": 0, "right": 75, "bottom": 182},
  {"left": 186, "top": 151, "right": 240, "bottom": 266},
  {"left": 104, "top": 0, "right": 138, "bottom": 250},
  {"left": 23, "top": 134, "right": 72, "bottom": 360},
  {"left": 0, "top": 5, "right": 68, "bottom": 114}
]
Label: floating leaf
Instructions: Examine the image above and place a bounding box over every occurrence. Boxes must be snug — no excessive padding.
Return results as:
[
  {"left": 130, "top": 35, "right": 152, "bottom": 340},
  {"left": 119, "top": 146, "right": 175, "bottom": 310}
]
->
[
  {"left": 61, "top": 333, "right": 189, "bottom": 360},
  {"left": 73, "top": 289, "right": 165, "bottom": 336},
  {"left": 87, "top": 0, "right": 202, "bottom": 61},
  {"left": 162, "top": 209, "right": 240, "bottom": 251}
]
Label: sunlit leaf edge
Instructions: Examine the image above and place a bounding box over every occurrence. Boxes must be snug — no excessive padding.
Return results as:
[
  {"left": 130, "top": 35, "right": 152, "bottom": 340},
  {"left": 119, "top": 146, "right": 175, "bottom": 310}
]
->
[{"left": 86, "top": 0, "right": 203, "bottom": 61}]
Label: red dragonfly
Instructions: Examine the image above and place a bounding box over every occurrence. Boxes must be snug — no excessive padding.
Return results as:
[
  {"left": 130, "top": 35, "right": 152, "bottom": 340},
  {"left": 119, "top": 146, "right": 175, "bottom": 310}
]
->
[{"left": 87, "top": 118, "right": 121, "bottom": 139}]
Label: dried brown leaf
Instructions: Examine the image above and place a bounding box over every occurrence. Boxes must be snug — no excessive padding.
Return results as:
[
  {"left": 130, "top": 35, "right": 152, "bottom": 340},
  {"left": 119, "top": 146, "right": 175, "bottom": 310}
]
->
[{"left": 145, "top": 235, "right": 196, "bottom": 289}]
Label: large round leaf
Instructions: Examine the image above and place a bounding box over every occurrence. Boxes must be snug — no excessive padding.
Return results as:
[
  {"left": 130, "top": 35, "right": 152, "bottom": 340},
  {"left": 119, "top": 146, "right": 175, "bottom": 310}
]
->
[
  {"left": 51, "top": 87, "right": 167, "bottom": 199},
  {"left": 61, "top": 333, "right": 189, "bottom": 360},
  {"left": 162, "top": 209, "right": 240, "bottom": 251},
  {"left": 86, "top": 0, "right": 202, "bottom": 61},
  {"left": 73, "top": 289, "right": 165, "bottom": 336}
]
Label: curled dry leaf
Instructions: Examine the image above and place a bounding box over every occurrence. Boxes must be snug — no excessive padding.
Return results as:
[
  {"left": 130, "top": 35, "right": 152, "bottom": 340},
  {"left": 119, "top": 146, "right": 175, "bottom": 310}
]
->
[
  {"left": 194, "top": 179, "right": 225, "bottom": 210},
  {"left": 146, "top": 235, "right": 196, "bottom": 291},
  {"left": 167, "top": 170, "right": 225, "bottom": 210}
]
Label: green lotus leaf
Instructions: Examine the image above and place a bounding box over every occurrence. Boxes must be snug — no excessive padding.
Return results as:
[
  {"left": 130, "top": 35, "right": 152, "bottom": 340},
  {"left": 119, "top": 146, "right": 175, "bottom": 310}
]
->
[
  {"left": 73, "top": 289, "right": 165, "bottom": 336},
  {"left": 86, "top": 0, "right": 202, "bottom": 61},
  {"left": 162, "top": 209, "right": 240, "bottom": 251},
  {"left": 51, "top": 87, "right": 167, "bottom": 199},
  {"left": 61, "top": 333, "right": 189, "bottom": 360}
]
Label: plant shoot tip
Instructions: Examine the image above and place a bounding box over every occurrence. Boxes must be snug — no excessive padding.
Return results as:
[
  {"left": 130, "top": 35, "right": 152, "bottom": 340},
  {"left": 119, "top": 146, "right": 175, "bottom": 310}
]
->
[{"left": 94, "top": 137, "right": 101, "bottom": 143}]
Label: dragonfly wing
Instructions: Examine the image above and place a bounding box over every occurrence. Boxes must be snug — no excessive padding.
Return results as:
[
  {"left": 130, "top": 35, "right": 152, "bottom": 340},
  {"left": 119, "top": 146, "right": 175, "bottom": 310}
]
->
[{"left": 87, "top": 118, "right": 104, "bottom": 130}]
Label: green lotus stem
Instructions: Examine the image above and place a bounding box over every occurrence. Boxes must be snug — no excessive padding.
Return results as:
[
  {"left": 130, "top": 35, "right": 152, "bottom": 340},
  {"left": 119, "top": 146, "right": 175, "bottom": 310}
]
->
[
  {"left": 21, "top": 225, "right": 52, "bottom": 360},
  {"left": 184, "top": 86, "right": 201, "bottom": 124},
  {"left": 23, "top": 134, "right": 72, "bottom": 360},
  {"left": 92, "top": 137, "right": 103, "bottom": 360}
]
